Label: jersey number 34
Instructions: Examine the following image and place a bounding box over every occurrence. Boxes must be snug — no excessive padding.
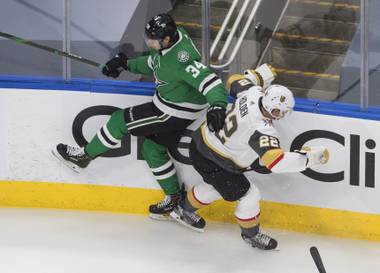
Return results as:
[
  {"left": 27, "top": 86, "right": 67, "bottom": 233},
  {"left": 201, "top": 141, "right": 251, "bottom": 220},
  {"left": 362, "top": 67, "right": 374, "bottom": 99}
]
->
[{"left": 185, "top": 61, "right": 206, "bottom": 78}]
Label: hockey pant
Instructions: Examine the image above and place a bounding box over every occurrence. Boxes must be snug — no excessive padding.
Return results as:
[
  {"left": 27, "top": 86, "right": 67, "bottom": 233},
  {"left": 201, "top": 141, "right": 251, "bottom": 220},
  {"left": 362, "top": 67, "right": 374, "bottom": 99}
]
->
[
  {"left": 85, "top": 102, "right": 193, "bottom": 195},
  {"left": 187, "top": 140, "right": 261, "bottom": 230}
]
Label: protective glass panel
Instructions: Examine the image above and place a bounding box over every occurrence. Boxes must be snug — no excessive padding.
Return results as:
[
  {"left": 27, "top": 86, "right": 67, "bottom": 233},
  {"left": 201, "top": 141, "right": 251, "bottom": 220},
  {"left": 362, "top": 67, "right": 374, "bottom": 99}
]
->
[
  {"left": 367, "top": 0, "right": 380, "bottom": 108},
  {"left": 259, "top": 0, "right": 361, "bottom": 103},
  {"left": 0, "top": 0, "right": 63, "bottom": 77},
  {"left": 70, "top": 0, "right": 175, "bottom": 82}
]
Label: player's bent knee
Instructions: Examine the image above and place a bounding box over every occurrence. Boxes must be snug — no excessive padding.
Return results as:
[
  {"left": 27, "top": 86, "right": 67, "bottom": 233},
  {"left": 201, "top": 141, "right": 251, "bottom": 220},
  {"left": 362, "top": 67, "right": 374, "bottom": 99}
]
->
[
  {"left": 193, "top": 183, "right": 221, "bottom": 204},
  {"left": 235, "top": 185, "right": 261, "bottom": 218},
  {"left": 107, "top": 109, "right": 128, "bottom": 135}
]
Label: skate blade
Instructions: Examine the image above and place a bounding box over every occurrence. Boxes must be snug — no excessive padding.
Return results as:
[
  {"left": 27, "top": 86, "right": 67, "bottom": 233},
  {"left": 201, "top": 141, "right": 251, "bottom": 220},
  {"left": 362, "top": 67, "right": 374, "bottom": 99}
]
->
[
  {"left": 51, "top": 148, "right": 82, "bottom": 173},
  {"left": 269, "top": 245, "right": 280, "bottom": 251},
  {"left": 149, "top": 213, "right": 175, "bottom": 221},
  {"left": 169, "top": 211, "right": 204, "bottom": 233},
  {"left": 250, "top": 243, "right": 280, "bottom": 251}
]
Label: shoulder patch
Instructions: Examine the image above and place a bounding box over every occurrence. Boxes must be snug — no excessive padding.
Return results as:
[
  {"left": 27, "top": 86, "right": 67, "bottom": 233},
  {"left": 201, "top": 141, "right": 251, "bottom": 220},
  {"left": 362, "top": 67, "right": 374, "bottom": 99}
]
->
[
  {"left": 248, "top": 130, "right": 281, "bottom": 157},
  {"left": 177, "top": 50, "right": 190, "bottom": 63},
  {"left": 230, "top": 78, "right": 254, "bottom": 98}
]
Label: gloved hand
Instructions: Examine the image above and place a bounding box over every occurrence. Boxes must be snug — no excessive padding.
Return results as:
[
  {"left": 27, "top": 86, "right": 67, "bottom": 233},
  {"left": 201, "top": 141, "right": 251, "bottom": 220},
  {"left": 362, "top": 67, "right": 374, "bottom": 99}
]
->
[
  {"left": 102, "top": 52, "right": 128, "bottom": 78},
  {"left": 244, "top": 63, "right": 276, "bottom": 88},
  {"left": 296, "top": 146, "right": 330, "bottom": 168},
  {"left": 206, "top": 105, "right": 226, "bottom": 132}
]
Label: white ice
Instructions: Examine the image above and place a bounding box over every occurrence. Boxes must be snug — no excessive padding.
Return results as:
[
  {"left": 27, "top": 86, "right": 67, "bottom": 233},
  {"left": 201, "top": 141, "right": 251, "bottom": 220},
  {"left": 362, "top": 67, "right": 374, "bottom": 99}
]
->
[{"left": 0, "top": 208, "right": 379, "bottom": 273}]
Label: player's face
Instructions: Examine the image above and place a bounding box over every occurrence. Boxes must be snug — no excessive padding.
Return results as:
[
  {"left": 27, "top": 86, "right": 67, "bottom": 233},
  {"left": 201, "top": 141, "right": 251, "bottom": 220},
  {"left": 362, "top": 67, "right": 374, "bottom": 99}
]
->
[
  {"left": 271, "top": 109, "right": 281, "bottom": 119},
  {"left": 144, "top": 37, "right": 161, "bottom": 50},
  {"left": 271, "top": 108, "right": 291, "bottom": 120},
  {"left": 144, "top": 36, "right": 171, "bottom": 50}
]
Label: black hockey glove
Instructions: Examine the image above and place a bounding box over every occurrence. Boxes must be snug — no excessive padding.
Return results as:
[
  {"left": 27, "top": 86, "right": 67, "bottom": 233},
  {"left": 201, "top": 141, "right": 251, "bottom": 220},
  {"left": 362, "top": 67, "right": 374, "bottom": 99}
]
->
[
  {"left": 206, "top": 105, "right": 226, "bottom": 132},
  {"left": 102, "top": 52, "right": 128, "bottom": 78}
]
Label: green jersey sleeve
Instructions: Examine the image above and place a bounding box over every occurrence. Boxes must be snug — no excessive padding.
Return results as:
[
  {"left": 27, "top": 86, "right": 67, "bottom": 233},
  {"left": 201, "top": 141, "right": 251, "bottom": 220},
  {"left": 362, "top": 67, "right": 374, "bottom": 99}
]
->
[
  {"left": 126, "top": 55, "right": 154, "bottom": 76},
  {"left": 176, "top": 60, "right": 228, "bottom": 108}
]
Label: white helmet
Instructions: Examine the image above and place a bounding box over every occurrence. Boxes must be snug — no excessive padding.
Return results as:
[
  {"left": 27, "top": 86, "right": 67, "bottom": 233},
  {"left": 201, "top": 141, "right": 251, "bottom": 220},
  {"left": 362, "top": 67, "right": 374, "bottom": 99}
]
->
[{"left": 262, "top": 84, "right": 295, "bottom": 120}]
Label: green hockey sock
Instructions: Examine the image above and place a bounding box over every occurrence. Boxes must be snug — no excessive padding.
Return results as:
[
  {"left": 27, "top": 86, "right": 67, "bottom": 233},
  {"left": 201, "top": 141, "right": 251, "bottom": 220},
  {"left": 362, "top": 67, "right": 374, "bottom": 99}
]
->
[
  {"left": 142, "top": 139, "right": 180, "bottom": 195},
  {"left": 85, "top": 109, "right": 128, "bottom": 158},
  {"left": 156, "top": 174, "right": 180, "bottom": 195}
]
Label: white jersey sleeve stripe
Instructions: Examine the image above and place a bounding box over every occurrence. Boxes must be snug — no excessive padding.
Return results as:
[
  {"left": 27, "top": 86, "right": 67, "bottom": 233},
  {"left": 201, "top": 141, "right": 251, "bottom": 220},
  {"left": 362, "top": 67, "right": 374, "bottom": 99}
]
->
[
  {"left": 198, "top": 73, "right": 217, "bottom": 93},
  {"left": 202, "top": 79, "right": 223, "bottom": 96}
]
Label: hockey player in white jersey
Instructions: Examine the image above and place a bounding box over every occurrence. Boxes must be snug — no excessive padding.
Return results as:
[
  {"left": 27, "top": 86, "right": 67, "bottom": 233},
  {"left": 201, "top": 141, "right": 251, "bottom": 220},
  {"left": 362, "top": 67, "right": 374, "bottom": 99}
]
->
[{"left": 170, "top": 64, "right": 330, "bottom": 250}]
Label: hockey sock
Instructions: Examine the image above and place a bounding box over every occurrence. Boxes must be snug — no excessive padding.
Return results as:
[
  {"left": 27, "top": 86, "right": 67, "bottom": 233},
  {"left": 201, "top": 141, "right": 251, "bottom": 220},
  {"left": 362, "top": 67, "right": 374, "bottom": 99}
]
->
[
  {"left": 241, "top": 225, "right": 260, "bottom": 237},
  {"left": 184, "top": 186, "right": 210, "bottom": 212},
  {"left": 237, "top": 214, "right": 261, "bottom": 236},
  {"left": 85, "top": 109, "right": 128, "bottom": 158},
  {"left": 142, "top": 139, "right": 180, "bottom": 195}
]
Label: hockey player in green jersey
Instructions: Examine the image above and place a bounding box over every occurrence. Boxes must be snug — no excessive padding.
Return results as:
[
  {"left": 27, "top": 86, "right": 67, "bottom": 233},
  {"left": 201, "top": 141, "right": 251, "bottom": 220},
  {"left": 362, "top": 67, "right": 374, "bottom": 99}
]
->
[{"left": 52, "top": 13, "right": 228, "bottom": 220}]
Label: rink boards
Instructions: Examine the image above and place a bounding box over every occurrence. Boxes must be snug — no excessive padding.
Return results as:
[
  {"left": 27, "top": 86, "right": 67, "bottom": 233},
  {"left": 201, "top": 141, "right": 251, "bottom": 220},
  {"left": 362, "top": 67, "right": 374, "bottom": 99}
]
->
[{"left": 0, "top": 87, "right": 380, "bottom": 241}]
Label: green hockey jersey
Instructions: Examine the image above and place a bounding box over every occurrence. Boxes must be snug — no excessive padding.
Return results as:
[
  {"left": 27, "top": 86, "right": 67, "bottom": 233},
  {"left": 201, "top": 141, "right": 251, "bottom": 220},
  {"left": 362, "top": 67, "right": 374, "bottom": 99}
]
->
[{"left": 127, "top": 27, "right": 228, "bottom": 120}]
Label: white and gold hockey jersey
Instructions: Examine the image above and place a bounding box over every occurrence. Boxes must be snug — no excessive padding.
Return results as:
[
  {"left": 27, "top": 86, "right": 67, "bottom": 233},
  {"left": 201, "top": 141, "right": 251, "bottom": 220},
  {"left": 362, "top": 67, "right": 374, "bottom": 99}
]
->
[{"left": 192, "top": 78, "right": 309, "bottom": 174}]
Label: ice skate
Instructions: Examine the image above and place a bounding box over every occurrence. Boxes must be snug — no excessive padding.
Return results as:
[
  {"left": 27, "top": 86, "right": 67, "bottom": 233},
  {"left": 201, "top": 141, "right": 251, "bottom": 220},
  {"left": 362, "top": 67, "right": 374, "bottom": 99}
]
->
[
  {"left": 149, "top": 193, "right": 181, "bottom": 221},
  {"left": 170, "top": 203, "right": 206, "bottom": 232},
  {"left": 52, "top": 143, "right": 92, "bottom": 173},
  {"left": 241, "top": 231, "right": 279, "bottom": 250}
]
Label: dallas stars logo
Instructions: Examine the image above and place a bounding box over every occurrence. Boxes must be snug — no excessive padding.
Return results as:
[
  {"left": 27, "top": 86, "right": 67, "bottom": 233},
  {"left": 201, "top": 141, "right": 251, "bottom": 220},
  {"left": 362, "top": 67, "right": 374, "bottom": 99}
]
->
[
  {"left": 177, "top": 50, "right": 190, "bottom": 63},
  {"left": 150, "top": 55, "right": 167, "bottom": 88},
  {"left": 153, "top": 70, "right": 168, "bottom": 88},
  {"left": 155, "top": 78, "right": 168, "bottom": 88}
]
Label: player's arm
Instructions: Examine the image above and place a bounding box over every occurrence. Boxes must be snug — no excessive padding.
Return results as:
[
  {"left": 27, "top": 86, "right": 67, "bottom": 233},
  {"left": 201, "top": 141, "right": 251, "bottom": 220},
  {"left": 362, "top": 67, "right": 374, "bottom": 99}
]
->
[
  {"left": 226, "top": 64, "right": 276, "bottom": 99},
  {"left": 249, "top": 130, "right": 329, "bottom": 173},
  {"left": 178, "top": 59, "right": 229, "bottom": 131},
  {"left": 102, "top": 53, "right": 154, "bottom": 78},
  {"left": 178, "top": 59, "right": 228, "bottom": 108},
  {"left": 126, "top": 54, "right": 154, "bottom": 75}
]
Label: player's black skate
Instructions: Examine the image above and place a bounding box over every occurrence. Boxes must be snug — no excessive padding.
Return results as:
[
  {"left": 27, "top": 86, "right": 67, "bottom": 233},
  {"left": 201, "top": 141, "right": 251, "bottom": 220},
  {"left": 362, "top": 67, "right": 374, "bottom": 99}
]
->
[
  {"left": 241, "top": 231, "right": 278, "bottom": 250},
  {"left": 52, "top": 143, "right": 92, "bottom": 173},
  {"left": 170, "top": 203, "right": 206, "bottom": 233},
  {"left": 149, "top": 193, "right": 180, "bottom": 221}
]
